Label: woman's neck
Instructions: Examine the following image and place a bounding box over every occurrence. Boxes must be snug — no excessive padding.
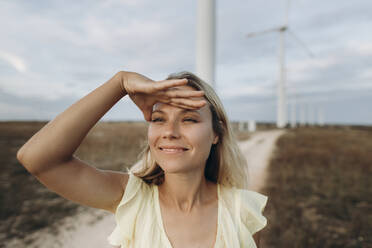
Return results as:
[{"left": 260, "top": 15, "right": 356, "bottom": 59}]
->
[{"left": 158, "top": 171, "right": 216, "bottom": 213}]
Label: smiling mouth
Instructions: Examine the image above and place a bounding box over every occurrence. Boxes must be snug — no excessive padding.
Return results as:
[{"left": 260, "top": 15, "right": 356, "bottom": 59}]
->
[{"left": 159, "top": 147, "right": 189, "bottom": 153}]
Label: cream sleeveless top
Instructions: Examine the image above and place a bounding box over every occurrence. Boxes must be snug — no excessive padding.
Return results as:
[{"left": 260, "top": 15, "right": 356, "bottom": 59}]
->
[{"left": 108, "top": 172, "right": 268, "bottom": 248}]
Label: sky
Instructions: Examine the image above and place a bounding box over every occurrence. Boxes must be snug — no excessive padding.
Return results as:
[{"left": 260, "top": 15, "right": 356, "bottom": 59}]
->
[{"left": 0, "top": 0, "right": 371, "bottom": 125}]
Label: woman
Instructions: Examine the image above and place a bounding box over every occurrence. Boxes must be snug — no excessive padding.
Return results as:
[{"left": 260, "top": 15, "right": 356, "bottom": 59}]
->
[{"left": 17, "top": 71, "right": 267, "bottom": 247}]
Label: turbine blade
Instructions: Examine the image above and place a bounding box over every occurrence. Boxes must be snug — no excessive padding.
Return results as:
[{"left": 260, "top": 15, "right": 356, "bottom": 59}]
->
[
  {"left": 287, "top": 29, "right": 314, "bottom": 57},
  {"left": 246, "top": 26, "right": 283, "bottom": 38}
]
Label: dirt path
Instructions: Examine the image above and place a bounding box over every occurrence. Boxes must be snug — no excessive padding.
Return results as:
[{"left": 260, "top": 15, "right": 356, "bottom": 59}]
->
[
  {"left": 7, "top": 207, "right": 116, "bottom": 248},
  {"left": 239, "top": 129, "right": 285, "bottom": 192},
  {"left": 11, "top": 129, "right": 284, "bottom": 248}
]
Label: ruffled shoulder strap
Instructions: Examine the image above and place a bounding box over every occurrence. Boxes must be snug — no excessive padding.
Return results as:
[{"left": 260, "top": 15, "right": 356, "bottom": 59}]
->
[
  {"left": 238, "top": 189, "right": 268, "bottom": 236},
  {"left": 107, "top": 172, "right": 152, "bottom": 246}
]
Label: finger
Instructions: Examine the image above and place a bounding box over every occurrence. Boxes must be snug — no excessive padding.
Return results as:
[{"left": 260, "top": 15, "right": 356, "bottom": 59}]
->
[
  {"left": 165, "top": 90, "right": 205, "bottom": 98},
  {"left": 168, "top": 102, "right": 203, "bottom": 110},
  {"left": 155, "top": 90, "right": 204, "bottom": 101},
  {"left": 155, "top": 96, "right": 172, "bottom": 104},
  {"left": 170, "top": 98, "right": 207, "bottom": 108},
  {"left": 143, "top": 107, "right": 153, "bottom": 122},
  {"left": 154, "top": 92, "right": 204, "bottom": 105},
  {"left": 152, "top": 95, "right": 207, "bottom": 109},
  {"left": 153, "top": 78, "right": 188, "bottom": 91}
]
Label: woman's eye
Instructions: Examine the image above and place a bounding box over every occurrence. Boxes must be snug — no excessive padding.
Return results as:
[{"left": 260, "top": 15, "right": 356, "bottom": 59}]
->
[
  {"left": 151, "top": 118, "right": 163, "bottom": 122},
  {"left": 184, "top": 118, "right": 198, "bottom": 123},
  {"left": 151, "top": 117, "right": 197, "bottom": 123}
]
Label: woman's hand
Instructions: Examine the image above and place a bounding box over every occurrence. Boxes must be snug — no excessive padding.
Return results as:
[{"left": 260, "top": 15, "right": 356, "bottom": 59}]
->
[{"left": 120, "top": 71, "right": 207, "bottom": 121}]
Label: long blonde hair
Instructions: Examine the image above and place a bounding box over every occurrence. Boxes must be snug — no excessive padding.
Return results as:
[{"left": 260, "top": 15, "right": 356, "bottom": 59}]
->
[{"left": 129, "top": 71, "right": 249, "bottom": 189}]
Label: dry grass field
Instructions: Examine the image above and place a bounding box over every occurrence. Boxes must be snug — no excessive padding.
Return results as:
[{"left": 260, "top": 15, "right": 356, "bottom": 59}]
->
[
  {"left": 0, "top": 121, "right": 148, "bottom": 245},
  {"left": 261, "top": 127, "right": 372, "bottom": 247},
  {"left": 4, "top": 121, "right": 370, "bottom": 247}
]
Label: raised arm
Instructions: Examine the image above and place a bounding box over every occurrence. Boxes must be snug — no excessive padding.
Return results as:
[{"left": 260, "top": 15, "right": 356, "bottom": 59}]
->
[
  {"left": 16, "top": 72, "right": 129, "bottom": 213},
  {"left": 16, "top": 71, "right": 206, "bottom": 213}
]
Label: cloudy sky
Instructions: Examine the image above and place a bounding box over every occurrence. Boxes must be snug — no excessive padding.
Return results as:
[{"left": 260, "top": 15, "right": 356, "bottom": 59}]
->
[{"left": 1, "top": 0, "right": 371, "bottom": 125}]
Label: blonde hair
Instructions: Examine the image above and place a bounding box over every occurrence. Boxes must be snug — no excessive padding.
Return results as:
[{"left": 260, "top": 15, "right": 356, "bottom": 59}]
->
[{"left": 129, "top": 71, "right": 249, "bottom": 189}]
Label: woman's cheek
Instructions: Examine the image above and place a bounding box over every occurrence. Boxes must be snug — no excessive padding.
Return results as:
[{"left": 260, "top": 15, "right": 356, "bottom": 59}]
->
[{"left": 147, "top": 125, "right": 158, "bottom": 146}]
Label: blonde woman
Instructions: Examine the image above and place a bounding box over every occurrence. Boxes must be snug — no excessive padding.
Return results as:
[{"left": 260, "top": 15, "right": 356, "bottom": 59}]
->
[{"left": 17, "top": 71, "right": 268, "bottom": 248}]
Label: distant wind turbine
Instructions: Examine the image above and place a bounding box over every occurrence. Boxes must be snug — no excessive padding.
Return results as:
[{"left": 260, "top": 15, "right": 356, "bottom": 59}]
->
[{"left": 246, "top": 0, "right": 313, "bottom": 128}]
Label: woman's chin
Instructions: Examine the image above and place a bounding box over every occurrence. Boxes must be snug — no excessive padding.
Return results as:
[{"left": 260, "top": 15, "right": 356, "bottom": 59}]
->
[{"left": 158, "top": 163, "right": 196, "bottom": 174}]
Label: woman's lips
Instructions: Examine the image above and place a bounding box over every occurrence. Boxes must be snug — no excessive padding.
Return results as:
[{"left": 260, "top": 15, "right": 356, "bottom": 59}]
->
[{"left": 159, "top": 147, "right": 188, "bottom": 154}]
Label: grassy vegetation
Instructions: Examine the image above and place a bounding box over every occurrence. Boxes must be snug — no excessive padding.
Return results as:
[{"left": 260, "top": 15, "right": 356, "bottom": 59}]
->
[
  {"left": 0, "top": 121, "right": 148, "bottom": 244},
  {"left": 4, "top": 121, "right": 372, "bottom": 247},
  {"left": 261, "top": 127, "right": 372, "bottom": 247}
]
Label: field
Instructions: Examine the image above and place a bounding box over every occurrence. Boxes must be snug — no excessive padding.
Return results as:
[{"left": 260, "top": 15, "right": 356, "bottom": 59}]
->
[
  {"left": 1, "top": 121, "right": 371, "bottom": 247},
  {"left": 261, "top": 127, "right": 372, "bottom": 247},
  {"left": 0, "top": 121, "right": 149, "bottom": 245}
]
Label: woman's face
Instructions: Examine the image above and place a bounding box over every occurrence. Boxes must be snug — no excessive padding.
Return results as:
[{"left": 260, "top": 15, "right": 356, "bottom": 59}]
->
[{"left": 148, "top": 85, "right": 218, "bottom": 174}]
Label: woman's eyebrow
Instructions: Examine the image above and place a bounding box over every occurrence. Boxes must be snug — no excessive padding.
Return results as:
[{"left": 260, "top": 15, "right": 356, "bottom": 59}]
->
[{"left": 151, "top": 110, "right": 164, "bottom": 114}]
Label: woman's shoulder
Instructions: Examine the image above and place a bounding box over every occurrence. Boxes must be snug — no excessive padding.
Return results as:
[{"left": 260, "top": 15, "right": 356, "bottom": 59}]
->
[
  {"left": 219, "top": 185, "right": 268, "bottom": 235},
  {"left": 237, "top": 188, "right": 268, "bottom": 210},
  {"left": 237, "top": 188, "right": 268, "bottom": 235},
  {"left": 220, "top": 184, "right": 267, "bottom": 207},
  {"left": 108, "top": 172, "right": 155, "bottom": 246},
  {"left": 112, "top": 172, "right": 153, "bottom": 212}
]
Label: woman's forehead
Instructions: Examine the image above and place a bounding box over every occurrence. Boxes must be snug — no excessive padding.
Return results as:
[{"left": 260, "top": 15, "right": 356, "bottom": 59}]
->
[
  {"left": 152, "top": 102, "right": 209, "bottom": 114},
  {"left": 152, "top": 104, "right": 211, "bottom": 118}
]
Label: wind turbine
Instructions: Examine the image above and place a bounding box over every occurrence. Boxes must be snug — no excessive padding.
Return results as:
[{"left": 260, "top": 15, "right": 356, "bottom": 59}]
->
[
  {"left": 246, "top": 0, "right": 313, "bottom": 128},
  {"left": 196, "top": 0, "right": 216, "bottom": 87}
]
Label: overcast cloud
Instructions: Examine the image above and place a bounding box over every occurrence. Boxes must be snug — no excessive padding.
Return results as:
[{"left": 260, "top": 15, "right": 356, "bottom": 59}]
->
[{"left": 0, "top": 0, "right": 371, "bottom": 125}]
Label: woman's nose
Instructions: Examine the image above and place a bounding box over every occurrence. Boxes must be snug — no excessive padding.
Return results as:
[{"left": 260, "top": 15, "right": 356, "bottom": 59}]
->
[{"left": 162, "top": 121, "right": 180, "bottom": 139}]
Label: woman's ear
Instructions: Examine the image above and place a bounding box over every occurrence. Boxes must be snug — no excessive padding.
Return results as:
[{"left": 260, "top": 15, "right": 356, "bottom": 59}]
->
[
  {"left": 213, "top": 120, "right": 223, "bottom": 145},
  {"left": 213, "top": 135, "right": 219, "bottom": 145}
]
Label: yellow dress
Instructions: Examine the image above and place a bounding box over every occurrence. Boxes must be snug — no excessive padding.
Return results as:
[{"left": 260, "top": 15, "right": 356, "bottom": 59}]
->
[{"left": 108, "top": 172, "right": 268, "bottom": 248}]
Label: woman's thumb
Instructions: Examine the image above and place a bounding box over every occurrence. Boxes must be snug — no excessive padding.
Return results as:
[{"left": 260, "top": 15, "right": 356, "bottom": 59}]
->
[{"left": 143, "top": 108, "right": 152, "bottom": 122}]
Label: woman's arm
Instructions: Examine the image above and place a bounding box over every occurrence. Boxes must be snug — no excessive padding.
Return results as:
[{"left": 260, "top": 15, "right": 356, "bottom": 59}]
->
[
  {"left": 17, "top": 72, "right": 129, "bottom": 212},
  {"left": 253, "top": 232, "right": 261, "bottom": 247},
  {"left": 17, "top": 71, "right": 206, "bottom": 213}
]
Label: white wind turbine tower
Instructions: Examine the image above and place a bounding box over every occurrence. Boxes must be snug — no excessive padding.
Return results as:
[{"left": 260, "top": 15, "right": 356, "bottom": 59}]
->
[
  {"left": 246, "top": 0, "right": 313, "bottom": 128},
  {"left": 196, "top": 0, "right": 216, "bottom": 87}
]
